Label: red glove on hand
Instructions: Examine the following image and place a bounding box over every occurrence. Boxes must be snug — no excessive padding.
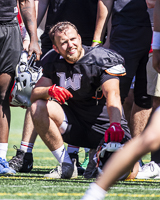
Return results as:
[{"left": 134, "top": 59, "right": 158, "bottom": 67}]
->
[
  {"left": 104, "top": 122, "right": 124, "bottom": 143},
  {"left": 48, "top": 84, "right": 73, "bottom": 104}
]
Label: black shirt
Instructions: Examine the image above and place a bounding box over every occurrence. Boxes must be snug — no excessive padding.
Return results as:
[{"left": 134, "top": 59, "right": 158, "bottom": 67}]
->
[
  {"left": 112, "top": 0, "right": 151, "bottom": 26},
  {"left": 41, "top": 0, "right": 102, "bottom": 50},
  {"left": 0, "top": 0, "right": 17, "bottom": 22},
  {"left": 41, "top": 45, "right": 126, "bottom": 123}
]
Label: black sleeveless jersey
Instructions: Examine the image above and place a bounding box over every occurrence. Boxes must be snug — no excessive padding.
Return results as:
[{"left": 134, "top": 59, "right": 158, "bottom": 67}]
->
[
  {"left": 0, "top": 0, "right": 18, "bottom": 22},
  {"left": 41, "top": 0, "right": 102, "bottom": 50},
  {"left": 112, "top": 0, "right": 151, "bottom": 26}
]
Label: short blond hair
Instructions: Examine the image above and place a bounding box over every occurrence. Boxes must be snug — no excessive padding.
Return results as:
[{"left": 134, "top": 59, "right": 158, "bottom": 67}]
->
[{"left": 49, "top": 21, "right": 78, "bottom": 45}]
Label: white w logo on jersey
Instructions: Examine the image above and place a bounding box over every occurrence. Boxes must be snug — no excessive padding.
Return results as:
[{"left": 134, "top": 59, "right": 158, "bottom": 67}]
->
[{"left": 56, "top": 72, "right": 83, "bottom": 91}]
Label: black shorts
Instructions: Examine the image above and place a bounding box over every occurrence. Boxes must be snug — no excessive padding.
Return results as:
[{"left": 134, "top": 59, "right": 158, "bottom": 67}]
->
[
  {"left": 0, "top": 17, "right": 23, "bottom": 74},
  {"left": 62, "top": 104, "right": 131, "bottom": 149},
  {"left": 110, "top": 25, "right": 152, "bottom": 108}
]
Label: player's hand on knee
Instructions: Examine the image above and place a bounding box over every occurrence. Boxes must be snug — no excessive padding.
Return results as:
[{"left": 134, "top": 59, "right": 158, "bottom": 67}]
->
[
  {"left": 104, "top": 122, "right": 124, "bottom": 143},
  {"left": 48, "top": 84, "right": 73, "bottom": 104}
]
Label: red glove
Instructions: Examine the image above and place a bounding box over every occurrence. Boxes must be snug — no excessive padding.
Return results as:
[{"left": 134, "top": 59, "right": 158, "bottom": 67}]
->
[
  {"left": 48, "top": 84, "right": 73, "bottom": 104},
  {"left": 104, "top": 122, "right": 124, "bottom": 143}
]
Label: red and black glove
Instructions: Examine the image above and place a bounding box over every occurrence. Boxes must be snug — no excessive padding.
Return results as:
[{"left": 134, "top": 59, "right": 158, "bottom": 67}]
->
[
  {"left": 104, "top": 122, "right": 124, "bottom": 143},
  {"left": 48, "top": 84, "right": 73, "bottom": 104}
]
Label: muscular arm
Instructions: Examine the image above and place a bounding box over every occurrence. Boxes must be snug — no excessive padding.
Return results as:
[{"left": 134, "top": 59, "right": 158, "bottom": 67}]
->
[
  {"left": 23, "top": 0, "right": 49, "bottom": 51},
  {"left": 153, "top": 0, "right": 160, "bottom": 73},
  {"left": 30, "top": 77, "right": 52, "bottom": 103},
  {"left": 102, "top": 78, "right": 122, "bottom": 123},
  {"left": 18, "top": 0, "right": 41, "bottom": 59},
  {"left": 103, "top": 16, "right": 112, "bottom": 49},
  {"left": 92, "top": 0, "right": 114, "bottom": 47}
]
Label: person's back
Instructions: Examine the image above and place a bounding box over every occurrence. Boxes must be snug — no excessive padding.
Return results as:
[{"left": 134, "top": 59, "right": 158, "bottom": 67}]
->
[
  {"left": 112, "top": 0, "right": 150, "bottom": 26},
  {"left": 110, "top": 0, "right": 152, "bottom": 61}
]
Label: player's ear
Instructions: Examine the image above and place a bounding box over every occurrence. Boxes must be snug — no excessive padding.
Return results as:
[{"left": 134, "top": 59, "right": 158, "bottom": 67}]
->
[
  {"left": 78, "top": 34, "right": 82, "bottom": 43},
  {"left": 52, "top": 44, "right": 59, "bottom": 54}
]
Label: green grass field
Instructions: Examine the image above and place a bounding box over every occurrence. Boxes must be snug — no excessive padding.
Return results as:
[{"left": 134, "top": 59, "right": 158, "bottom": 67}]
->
[{"left": 0, "top": 107, "right": 159, "bottom": 200}]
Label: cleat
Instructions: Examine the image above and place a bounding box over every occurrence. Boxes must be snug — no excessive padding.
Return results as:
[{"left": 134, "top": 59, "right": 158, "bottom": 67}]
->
[
  {"left": 44, "top": 158, "right": 78, "bottom": 179},
  {"left": 69, "top": 152, "right": 85, "bottom": 175},
  {"left": 0, "top": 157, "right": 16, "bottom": 175},
  {"left": 83, "top": 149, "right": 98, "bottom": 179},
  {"left": 136, "top": 161, "right": 160, "bottom": 179},
  {"left": 8, "top": 145, "right": 33, "bottom": 172},
  {"left": 80, "top": 151, "right": 89, "bottom": 170}
]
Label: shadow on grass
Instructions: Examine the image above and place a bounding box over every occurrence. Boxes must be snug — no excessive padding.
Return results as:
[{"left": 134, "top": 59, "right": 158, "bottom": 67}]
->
[{"left": 30, "top": 168, "right": 53, "bottom": 174}]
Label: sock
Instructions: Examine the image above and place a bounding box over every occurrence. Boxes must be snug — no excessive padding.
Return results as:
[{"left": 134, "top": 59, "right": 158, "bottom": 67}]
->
[
  {"left": 0, "top": 143, "right": 8, "bottom": 160},
  {"left": 82, "top": 183, "right": 106, "bottom": 200},
  {"left": 67, "top": 144, "right": 79, "bottom": 154},
  {"left": 20, "top": 141, "right": 34, "bottom": 153},
  {"left": 52, "top": 144, "right": 72, "bottom": 164}
]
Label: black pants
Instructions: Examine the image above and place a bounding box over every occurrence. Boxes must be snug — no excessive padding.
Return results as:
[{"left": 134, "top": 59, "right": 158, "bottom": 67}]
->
[{"left": 110, "top": 25, "right": 152, "bottom": 108}]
